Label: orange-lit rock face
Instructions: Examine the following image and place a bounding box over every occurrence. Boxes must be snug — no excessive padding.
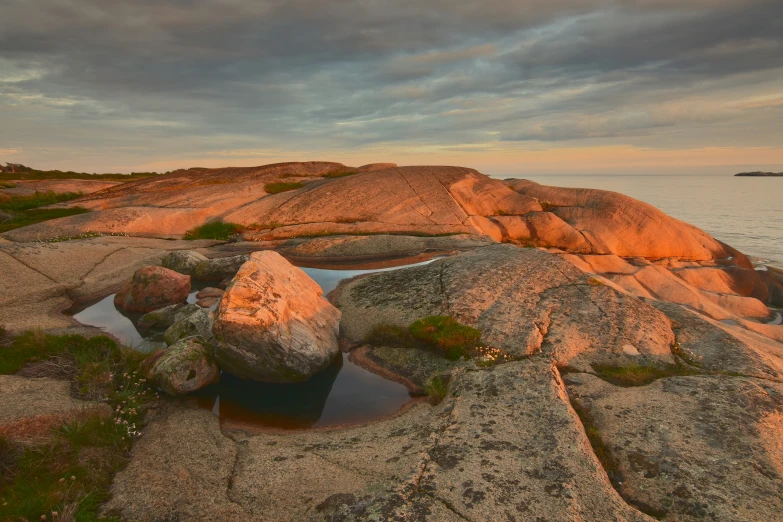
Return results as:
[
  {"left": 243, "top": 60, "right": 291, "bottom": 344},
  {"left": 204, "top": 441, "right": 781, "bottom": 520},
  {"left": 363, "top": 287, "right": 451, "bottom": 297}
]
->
[
  {"left": 0, "top": 161, "right": 777, "bottom": 341},
  {"left": 114, "top": 265, "right": 191, "bottom": 313},
  {"left": 212, "top": 251, "right": 341, "bottom": 383}
]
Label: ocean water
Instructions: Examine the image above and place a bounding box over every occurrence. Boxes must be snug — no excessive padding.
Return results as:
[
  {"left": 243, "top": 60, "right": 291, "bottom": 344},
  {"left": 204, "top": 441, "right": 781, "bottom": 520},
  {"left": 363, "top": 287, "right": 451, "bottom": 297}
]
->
[{"left": 508, "top": 174, "right": 782, "bottom": 263}]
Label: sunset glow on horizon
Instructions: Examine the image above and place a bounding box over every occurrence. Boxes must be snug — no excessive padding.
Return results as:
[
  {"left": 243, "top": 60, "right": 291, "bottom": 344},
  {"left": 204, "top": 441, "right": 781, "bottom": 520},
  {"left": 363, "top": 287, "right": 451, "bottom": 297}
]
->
[{"left": 1, "top": 0, "right": 782, "bottom": 175}]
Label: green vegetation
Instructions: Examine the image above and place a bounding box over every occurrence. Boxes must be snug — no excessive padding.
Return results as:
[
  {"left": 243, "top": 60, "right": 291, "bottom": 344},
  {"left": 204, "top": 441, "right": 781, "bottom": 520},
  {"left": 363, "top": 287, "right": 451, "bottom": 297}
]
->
[
  {"left": 539, "top": 201, "right": 557, "bottom": 211},
  {"left": 0, "top": 331, "right": 156, "bottom": 521},
  {"left": 425, "top": 375, "right": 449, "bottom": 405},
  {"left": 409, "top": 316, "right": 482, "bottom": 360},
  {"left": 264, "top": 182, "right": 304, "bottom": 194},
  {"left": 591, "top": 363, "right": 701, "bottom": 387},
  {"left": 0, "top": 191, "right": 83, "bottom": 211},
  {"left": 322, "top": 171, "right": 358, "bottom": 179},
  {"left": 0, "top": 191, "right": 90, "bottom": 233},
  {"left": 366, "top": 316, "right": 483, "bottom": 361},
  {"left": 184, "top": 220, "right": 243, "bottom": 240},
  {"left": 0, "top": 166, "right": 160, "bottom": 182},
  {"left": 0, "top": 182, "right": 15, "bottom": 189}
]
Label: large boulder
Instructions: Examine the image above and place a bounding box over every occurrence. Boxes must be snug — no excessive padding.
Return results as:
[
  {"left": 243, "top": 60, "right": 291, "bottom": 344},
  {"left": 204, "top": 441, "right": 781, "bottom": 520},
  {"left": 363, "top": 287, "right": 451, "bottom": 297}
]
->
[
  {"left": 212, "top": 251, "right": 341, "bottom": 383},
  {"left": 114, "top": 266, "right": 190, "bottom": 313},
  {"left": 164, "top": 305, "right": 214, "bottom": 346},
  {"left": 151, "top": 336, "right": 220, "bottom": 396},
  {"left": 162, "top": 250, "right": 208, "bottom": 275}
]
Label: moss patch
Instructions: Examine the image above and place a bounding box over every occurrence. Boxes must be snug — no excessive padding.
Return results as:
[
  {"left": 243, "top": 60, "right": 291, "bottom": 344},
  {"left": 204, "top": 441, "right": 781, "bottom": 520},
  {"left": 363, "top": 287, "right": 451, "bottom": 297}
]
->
[
  {"left": 409, "top": 316, "right": 481, "bottom": 361},
  {"left": 591, "top": 363, "right": 701, "bottom": 387},
  {"left": 264, "top": 182, "right": 304, "bottom": 194},
  {"left": 184, "top": 221, "right": 243, "bottom": 240}
]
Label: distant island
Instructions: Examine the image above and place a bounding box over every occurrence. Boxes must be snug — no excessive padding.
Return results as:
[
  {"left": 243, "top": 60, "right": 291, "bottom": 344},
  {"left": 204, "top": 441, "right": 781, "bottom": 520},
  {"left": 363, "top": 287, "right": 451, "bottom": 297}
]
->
[{"left": 735, "top": 171, "right": 783, "bottom": 177}]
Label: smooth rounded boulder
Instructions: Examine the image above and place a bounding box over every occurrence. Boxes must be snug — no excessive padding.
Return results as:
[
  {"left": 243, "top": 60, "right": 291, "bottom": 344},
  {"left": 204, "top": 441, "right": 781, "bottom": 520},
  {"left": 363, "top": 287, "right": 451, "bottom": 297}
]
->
[
  {"left": 212, "top": 251, "right": 341, "bottom": 383},
  {"left": 151, "top": 336, "right": 220, "bottom": 395},
  {"left": 114, "top": 266, "right": 191, "bottom": 313},
  {"left": 161, "top": 250, "right": 208, "bottom": 275}
]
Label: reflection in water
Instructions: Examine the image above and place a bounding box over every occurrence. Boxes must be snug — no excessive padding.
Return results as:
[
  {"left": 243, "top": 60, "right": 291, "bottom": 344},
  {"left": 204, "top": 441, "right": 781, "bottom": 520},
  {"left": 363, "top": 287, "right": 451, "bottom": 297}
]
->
[
  {"left": 71, "top": 282, "right": 211, "bottom": 350},
  {"left": 192, "top": 353, "right": 411, "bottom": 429},
  {"left": 69, "top": 257, "right": 433, "bottom": 428}
]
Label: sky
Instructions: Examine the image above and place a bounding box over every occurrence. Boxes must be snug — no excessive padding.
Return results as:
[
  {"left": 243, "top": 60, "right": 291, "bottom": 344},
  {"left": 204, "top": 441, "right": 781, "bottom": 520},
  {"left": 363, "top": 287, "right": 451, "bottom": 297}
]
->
[{"left": 1, "top": 0, "right": 782, "bottom": 176}]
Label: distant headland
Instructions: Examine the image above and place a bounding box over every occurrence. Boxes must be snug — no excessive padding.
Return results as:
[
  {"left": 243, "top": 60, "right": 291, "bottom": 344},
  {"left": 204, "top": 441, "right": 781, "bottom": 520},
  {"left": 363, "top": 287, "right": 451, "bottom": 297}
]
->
[{"left": 735, "top": 171, "right": 783, "bottom": 177}]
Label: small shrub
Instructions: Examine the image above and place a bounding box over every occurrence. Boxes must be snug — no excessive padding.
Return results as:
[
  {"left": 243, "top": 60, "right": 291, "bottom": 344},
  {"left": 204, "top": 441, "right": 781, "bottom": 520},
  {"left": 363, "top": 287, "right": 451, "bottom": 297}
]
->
[
  {"left": 264, "top": 182, "right": 304, "bottom": 194},
  {"left": 0, "top": 182, "right": 15, "bottom": 188},
  {"left": 183, "top": 220, "right": 243, "bottom": 240},
  {"left": 408, "top": 316, "right": 481, "bottom": 361},
  {"left": 322, "top": 171, "right": 358, "bottom": 179},
  {"left": 425, "top": 375, "right": 448, "bottom": 405},
  {"left": 539, "top": 201, "right": 556, "bottom": 211},
  {"left": 591, "top": 363, "right": 701, "bottom": 387}
]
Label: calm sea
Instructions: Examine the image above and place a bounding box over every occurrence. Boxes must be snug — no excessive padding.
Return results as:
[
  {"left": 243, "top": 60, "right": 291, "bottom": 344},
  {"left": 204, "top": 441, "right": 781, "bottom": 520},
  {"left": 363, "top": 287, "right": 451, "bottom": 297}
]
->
[{"left": 503, "top": 174, "right": 782, "bottom": 263}]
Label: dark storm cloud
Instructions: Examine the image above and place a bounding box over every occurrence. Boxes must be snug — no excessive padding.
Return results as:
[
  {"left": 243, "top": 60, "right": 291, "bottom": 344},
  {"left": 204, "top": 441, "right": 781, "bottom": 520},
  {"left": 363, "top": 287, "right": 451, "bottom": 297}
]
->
[{"left": 1, "top": 0, "right": 782, "bottom": 167}]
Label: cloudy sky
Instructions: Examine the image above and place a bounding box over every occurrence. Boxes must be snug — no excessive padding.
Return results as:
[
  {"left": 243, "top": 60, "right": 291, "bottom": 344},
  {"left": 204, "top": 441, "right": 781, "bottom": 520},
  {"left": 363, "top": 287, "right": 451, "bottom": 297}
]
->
[{"left": 1, "top": 0, "right": 782, "bottom": 175}]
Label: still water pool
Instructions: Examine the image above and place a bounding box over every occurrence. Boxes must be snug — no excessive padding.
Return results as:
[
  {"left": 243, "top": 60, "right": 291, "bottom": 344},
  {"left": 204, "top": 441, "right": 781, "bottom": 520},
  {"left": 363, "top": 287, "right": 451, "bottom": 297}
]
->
[{"left": 69, "top": 256, "right": 438, "bottom": 429}]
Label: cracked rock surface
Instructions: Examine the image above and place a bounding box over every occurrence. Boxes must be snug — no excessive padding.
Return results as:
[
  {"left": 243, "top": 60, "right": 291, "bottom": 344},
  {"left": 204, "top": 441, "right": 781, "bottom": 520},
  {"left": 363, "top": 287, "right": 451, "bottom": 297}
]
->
[{"left": 101, "top": 244, "right": 783, "bottom": 521}]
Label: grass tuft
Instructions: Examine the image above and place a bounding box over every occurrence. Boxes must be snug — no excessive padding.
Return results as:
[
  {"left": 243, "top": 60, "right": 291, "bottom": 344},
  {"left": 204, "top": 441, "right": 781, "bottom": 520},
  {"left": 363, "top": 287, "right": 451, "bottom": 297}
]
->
[
  {"left": 0, "top": 332, "right": 157, "bottom": 522},
  {"left": 264, "top": 182, "right": 304, "bottom": 194},
  {"left": 425, "top": 374, "right": 449, "bottom": 405},
  {"left": 591, "top": 363, "right": 701, "bottom": 387},
  {"left": 183, "top": 220, "right": 243, "bottom": 241},
  {"left": 409, "top": 316, "right": 481, "bottom": 361}
]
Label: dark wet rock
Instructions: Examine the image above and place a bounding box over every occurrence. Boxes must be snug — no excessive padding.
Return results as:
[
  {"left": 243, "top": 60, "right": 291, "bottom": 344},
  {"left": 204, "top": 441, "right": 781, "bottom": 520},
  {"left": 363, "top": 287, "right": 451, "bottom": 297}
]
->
[
  {"left": 164, "top": 306, "right": 214, "bottom": 346},
  {"left": 114, "top": 265, "right": 191, "bottom": 313},
  {"left": 196, "top": 287, "right": 224, "bottom": 299},
  {"left": 137, "top": 303, "right": 185, "bottom": 330},
  {"left": 196, "top": 297, "right": 220, "bottom": 309},
  {"left": 194, "top": 254, "right": 250, "bottom": 281},
  {"left": 151, "top": 336, "right": 220, "bottom": 396},
  {"left": 161, "top": 250, "right": 208, "bottom": 276}
]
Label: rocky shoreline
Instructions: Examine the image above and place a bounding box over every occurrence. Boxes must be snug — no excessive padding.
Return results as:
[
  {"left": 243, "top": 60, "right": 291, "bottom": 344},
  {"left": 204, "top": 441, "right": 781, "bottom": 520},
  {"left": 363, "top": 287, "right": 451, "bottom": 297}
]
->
[{"left": 1, "top": 162, "right": 782, "bottom": 521}]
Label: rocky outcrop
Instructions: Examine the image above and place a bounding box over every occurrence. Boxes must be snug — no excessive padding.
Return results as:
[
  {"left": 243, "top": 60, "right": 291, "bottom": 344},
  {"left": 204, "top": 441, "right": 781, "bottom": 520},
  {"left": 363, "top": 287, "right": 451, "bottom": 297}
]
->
[
  {"left": 0, "top": 179, "right": 119, "bottom": 196},
  {"left": 151, "top": 336, "right": 220, "bottom": 395},
  {"left": 164, "top": 305, "right": 214, "bottom": 346},
  {"left": 162, "top": 250, "right": 208, "bottom": 275},
  {"left": 0, "top": 236, "right": 218, "bottom": 333},
  {"left": 562, "top": 254, "right": 774, "bottom": 324},
  {"left": 212, "top": 251, "right": 341, "bottom": 382},
  {"left": 114, "top": 266, "right": 191, "bottom": 313},
  {"left": 334, "top": 244, "right": 676, "bottom": 370},
  {"left": 357, "top": 162, "right": 397, "bottom": 172},
  {"left": 505, "top": 180, "right": 731, "bottom": 260}
]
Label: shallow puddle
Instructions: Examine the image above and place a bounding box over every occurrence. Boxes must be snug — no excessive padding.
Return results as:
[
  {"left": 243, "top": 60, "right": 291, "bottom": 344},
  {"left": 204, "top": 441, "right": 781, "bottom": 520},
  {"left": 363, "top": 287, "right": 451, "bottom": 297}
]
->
[{"left": 68, "top": 255, "right": 438, "bottom": 428}]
